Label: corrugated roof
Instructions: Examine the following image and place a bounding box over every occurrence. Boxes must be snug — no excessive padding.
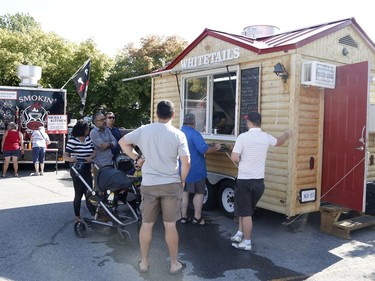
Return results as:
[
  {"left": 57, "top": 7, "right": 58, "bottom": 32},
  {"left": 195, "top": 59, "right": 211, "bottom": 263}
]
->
[{"left": 166, "top": 17, "right": 375, "bottom": 70}]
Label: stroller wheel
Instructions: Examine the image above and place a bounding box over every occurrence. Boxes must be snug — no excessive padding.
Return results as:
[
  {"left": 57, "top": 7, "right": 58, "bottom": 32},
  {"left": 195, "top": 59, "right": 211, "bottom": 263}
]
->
[
  {"left": 74, "top": 220, "right": 88, "bottom": 238},
  {"left": 116, "top": 228, "right": 131, "bottom": 245}
]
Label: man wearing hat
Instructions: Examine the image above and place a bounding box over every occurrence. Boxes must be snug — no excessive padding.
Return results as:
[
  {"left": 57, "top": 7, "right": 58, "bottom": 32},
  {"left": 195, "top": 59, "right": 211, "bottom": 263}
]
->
[
  {"left": 180, "top": 113, "right": 222, "bottom": 225},
  {"left": 230, "top": 112, "right": 292, "bottom": 250}
]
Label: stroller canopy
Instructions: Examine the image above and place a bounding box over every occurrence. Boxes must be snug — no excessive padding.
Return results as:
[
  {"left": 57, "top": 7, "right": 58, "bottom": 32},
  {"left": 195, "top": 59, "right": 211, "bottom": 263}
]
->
[
  {"left": 96, "top": 166, "right": 133, "bottom": 192},
  {"left": 114, "top": 153, "right": 135, "bottom": 174}
]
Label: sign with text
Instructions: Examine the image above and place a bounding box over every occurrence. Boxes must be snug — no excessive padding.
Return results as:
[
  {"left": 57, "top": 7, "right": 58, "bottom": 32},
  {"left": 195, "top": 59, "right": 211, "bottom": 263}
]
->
[
  {"left": 0, "top": 90, "right": 17, "bottom": 100},
  {"left": 180, "top": 47, "right": 240, "bottom": 69},
  {"left": 240, "top": 67, "right": 260, "bottom": 133},
  {"left": 47, "top": 115, "right": 68, "bottom": 134},
  {"left": 299, "top": 188, "right": 317, "bottom": 203}
]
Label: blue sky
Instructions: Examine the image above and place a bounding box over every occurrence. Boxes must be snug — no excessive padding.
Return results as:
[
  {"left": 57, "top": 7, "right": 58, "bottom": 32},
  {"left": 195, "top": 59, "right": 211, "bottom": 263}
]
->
[{"left": 1, "top": 0, "right": 374, "bottom": 57}]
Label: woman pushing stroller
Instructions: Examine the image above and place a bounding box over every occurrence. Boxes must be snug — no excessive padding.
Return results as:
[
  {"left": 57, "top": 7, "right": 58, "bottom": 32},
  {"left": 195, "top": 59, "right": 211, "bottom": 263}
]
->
[{"left": 63, "top": 120, "right": 96, "bottom": 222}]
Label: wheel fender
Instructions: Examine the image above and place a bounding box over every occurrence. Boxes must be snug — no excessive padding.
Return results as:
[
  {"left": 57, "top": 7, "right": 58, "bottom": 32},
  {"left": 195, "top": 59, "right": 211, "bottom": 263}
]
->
[{"left": 206, "top": 172, "right": 235, "bottom": 186}]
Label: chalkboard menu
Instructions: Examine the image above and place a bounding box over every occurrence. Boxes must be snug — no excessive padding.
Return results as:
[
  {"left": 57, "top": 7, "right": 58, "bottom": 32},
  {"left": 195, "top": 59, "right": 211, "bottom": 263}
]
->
[{"left": 240, "top": 67, "right": 260, "bottom": 133}]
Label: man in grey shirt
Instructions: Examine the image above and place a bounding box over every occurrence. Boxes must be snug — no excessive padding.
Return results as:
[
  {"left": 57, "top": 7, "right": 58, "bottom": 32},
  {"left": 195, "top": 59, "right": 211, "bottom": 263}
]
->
[
  {"left": 119, "top": 100, "right": 190, "bottom": 275},
  {"left": 90, "top": 112, "right": 117, "bottom": 168}
]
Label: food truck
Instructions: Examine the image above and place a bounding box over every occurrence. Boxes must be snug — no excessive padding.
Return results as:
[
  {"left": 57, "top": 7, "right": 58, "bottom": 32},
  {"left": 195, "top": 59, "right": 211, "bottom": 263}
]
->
[
  {"left": 124, "top": 18, "right": 375, "bottom": 238},
  {"left": 0, "top": 65, "right": 68, "bottom": 165}
]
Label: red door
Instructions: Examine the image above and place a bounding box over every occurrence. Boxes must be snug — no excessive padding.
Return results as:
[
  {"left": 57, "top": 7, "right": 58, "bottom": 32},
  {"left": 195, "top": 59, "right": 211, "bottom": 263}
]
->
[{"left": 321, "top": 61, "right": 368, "bottom": 212}]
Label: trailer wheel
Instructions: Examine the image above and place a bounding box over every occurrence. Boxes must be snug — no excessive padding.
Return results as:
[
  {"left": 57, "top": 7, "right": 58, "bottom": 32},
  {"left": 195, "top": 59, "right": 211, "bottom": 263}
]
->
[
  {"left": 203, "top": 179, "right": 218, "bottom": 211},
  {"left": 219, "top": 180, "right": 235, "bottom": 218}
]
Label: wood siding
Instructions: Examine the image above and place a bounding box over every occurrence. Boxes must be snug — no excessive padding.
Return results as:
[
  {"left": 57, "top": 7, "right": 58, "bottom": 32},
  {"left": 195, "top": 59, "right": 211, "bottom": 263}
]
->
[
  {"left": 256, "top": 59, "right": 292, "bottom": 214},
  {"left": 152, "top": 75, "right": 181, "bottom": 128}
]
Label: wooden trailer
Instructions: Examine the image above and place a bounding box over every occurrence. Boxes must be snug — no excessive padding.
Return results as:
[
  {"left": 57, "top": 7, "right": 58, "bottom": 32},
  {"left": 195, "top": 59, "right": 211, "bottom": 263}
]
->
[{"left": 124, "top": 17, "right": 375, "bottom": 237}]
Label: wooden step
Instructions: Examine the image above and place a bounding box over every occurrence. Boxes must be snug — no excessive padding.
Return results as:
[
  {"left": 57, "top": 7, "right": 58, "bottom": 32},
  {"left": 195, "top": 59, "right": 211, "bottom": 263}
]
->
[
  {"left": 320, "top": 204, "right": 375, "bottom": 239},
  {"left": 320, "top": 204, "right": 352, "bottom": 236},
  {"left": 327, "top": 215, "right": 375, "bottom": 239},
  {"left": 320, "top": 204, "right": 351, "bottom": 213},
  {"left": 334, "top": 215, "right": 375, "bottom": 230}
]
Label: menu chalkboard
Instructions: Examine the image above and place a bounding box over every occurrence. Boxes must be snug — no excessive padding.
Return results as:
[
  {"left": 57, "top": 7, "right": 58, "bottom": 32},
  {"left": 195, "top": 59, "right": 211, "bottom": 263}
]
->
[{"left": 239, "top": 67, "right": 260, "bottom": 133}]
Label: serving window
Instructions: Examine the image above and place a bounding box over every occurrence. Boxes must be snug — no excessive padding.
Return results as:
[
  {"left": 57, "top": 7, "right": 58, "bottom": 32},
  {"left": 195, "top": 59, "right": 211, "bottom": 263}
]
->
[{"left": 182, "top": 66, "right": 238, "bottom": 139}]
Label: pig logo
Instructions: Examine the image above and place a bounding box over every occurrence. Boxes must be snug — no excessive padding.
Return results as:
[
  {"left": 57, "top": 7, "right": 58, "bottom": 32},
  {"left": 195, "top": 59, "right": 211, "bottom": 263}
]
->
[{"left": 20, "top": 102, "right": 48, "bottom": 131}]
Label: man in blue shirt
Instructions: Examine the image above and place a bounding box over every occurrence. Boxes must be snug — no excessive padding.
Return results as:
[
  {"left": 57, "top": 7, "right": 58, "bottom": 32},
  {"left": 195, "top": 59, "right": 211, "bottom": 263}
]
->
[{"left": 180, "top": 114, "right": 221, "bottom": 225}]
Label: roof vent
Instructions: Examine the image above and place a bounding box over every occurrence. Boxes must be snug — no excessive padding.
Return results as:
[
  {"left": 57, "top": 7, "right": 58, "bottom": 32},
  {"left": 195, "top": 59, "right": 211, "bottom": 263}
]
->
[
  {"left": 17, "top": 65, "right": 42, "bottom": 87},
  {"left": 338, "top": 35, "right": 358, "bottom": 48},
  {"left": 241, "top": 25, "right": 279, "bottom": 38}
]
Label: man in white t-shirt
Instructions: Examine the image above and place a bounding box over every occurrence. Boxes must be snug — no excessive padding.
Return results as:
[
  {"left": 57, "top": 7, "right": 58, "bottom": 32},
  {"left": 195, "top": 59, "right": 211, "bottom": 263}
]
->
[{"left": 230, "top": 112, "right": 292, "bottom": 251}]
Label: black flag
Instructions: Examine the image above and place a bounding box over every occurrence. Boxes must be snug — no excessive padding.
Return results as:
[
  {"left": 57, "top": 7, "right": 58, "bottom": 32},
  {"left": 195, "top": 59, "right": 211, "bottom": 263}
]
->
[{"left": 72, "top": 59, "right": 90, "bottom": 115}]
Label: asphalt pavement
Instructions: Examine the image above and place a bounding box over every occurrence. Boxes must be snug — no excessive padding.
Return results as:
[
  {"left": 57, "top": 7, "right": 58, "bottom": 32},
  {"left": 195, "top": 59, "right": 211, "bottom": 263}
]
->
[{"left": 0, "top": 164, "right": 374, "bottom": 281}]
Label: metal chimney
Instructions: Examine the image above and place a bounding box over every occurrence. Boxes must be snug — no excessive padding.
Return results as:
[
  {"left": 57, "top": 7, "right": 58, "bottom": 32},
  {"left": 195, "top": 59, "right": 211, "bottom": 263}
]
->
[
  {"left": 241, "top": 25, "right": 279, "bottom": 38},
  {"left": 17, "top": 65, "right": 42, "bottom": 87}
]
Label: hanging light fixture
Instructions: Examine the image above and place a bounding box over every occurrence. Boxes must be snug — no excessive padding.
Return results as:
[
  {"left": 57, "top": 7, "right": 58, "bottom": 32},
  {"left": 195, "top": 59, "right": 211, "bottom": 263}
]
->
[{"left": 273, "top": 63, "right": 289, "bottom": 83}]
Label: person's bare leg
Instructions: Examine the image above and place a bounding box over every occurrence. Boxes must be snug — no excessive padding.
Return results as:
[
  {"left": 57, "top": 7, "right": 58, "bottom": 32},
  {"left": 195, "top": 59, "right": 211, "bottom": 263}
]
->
[
  {"left": 193, "top": 193, "right": 204, "bottom": 222},
  {"left": 181, "top": 191, "right": 189, "bottom": 219},
  {"left": 40, "top": 163, "right": 45, "bottom": 175},
  {"left": 2, "top": 157, "right": 10, "bottom": 176},
  {"left": 238, "top": 217, "right": 243, "bottom": 232},
  {"left": 241, "top": 216, "right": 252, "bottom": 240},
  {"left": 139, "top": 222, "right": 154, "bottom": 271},
  {"left": 12, "top": 156, "right": 18, "bottom": 175},
  {"left": 34, "top": 163, "right": 39, "bottom": 174},
  {"left": 164, "top": 221, "right": 183, "bottom": 273}
]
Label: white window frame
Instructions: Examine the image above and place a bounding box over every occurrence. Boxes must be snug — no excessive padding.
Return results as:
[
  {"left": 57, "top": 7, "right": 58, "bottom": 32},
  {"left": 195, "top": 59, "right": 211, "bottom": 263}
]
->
[{"left": 181, "top": 65, "right": 239, "bottom": 141}]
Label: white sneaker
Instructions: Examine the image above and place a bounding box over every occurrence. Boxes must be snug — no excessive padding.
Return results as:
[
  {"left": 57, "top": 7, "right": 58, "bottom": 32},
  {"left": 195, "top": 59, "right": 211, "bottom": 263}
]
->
[
  {"left": 232, "top": 241, "right": 251, "bottom": 251},
  {"left": 230, "top": 234, "right": 243, "bottom": 243}
]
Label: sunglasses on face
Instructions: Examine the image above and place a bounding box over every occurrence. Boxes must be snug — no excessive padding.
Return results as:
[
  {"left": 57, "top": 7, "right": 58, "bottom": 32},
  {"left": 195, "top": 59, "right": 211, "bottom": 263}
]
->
[{"left": 107, "top": 116, "right": 115, "bottom": 119}]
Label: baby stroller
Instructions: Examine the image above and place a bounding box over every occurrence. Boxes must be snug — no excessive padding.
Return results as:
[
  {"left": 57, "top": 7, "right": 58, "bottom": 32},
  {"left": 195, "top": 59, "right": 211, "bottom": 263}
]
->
[
  {"left": 71, "top": 157, "right": 141, "bottom": 245},
  {"left": 114, "top": 153, "right": 142, "bottom": 213}
]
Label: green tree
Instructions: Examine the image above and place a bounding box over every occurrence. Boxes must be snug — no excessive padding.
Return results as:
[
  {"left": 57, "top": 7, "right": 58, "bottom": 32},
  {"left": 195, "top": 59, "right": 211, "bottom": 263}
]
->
[
  {"left": 105, "top": 35, "right": 188, "bottom": 128},
  {"left": 0, "top": 13, "right": 189, "bottom": 127},
  {"left": 0, "top": 12, "right": 41, "bottom": 32},
  {"left": 0, "top": 13, "right": 113, "bottom": 119}
]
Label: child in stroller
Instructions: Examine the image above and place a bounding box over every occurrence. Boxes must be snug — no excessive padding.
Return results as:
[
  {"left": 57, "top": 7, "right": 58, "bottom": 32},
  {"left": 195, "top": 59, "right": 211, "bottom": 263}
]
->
[
  {"left": 72, "top": 155, "right": 141, "bottom": 244},
  {"left": 115, "top": 153, "right": 142, "bottom": 187}
]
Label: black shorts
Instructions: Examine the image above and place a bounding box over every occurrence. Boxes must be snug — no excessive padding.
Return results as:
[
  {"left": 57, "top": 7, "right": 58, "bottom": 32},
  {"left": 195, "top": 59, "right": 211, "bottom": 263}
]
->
[{"left": 234, "top": 178, "right": 265, "bottom": 217}]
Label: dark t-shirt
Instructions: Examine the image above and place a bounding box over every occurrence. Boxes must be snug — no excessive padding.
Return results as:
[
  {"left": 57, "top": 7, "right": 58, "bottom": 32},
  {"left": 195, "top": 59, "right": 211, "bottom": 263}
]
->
[{"left": 109, "top": 126, "right": 122, "bottom": 157}]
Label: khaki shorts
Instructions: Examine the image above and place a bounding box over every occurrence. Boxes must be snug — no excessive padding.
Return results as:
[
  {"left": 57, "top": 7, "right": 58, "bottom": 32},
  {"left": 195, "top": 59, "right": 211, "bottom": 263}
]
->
[{"left": 140, "top": 182, "right": 183, "bottom": 223}]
